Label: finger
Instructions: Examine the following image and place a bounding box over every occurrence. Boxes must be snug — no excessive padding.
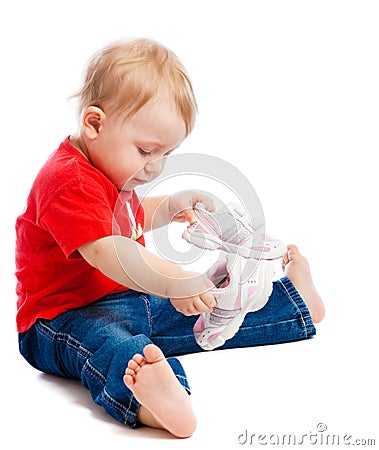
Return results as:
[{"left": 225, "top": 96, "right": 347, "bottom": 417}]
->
[
  {"left": 181, "top": 207, "right": 197, "bottom": 224},
  {"left": 197, "top": 195, "right": 216, "bottom": 212},
  {"left": 191, "top": 296, "right": 212, "bottom": 314},
  {"left": 180, "top": 302, "right": 202, "bottom": 316},
  {"left": 181, "top": 307, "right": 195, "bottom": 317},
  {"left": 171, "top": 213, "right": 187, "bottom": 223},
  {"left": 199, "top": 291, "right": 217, "bottom": 309}
]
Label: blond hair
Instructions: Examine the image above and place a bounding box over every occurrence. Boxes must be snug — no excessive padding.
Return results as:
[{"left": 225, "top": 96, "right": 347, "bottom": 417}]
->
[{"left": 73, "top": 39, "right": 197, "bottom": 135}]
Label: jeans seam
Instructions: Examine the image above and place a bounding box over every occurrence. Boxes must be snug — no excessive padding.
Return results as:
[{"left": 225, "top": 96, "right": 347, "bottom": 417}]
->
[
  {"left": 278, "top": 279, "right": 308, "bottom": 338},
  {"left": 83, "top": 360, "right": 137, "bottom": 423},
  {"left": 36, "top": 320, "right": 138, "bottom": 425},
  {"left": 141, "top": 294, "right": 153, "bottom": 335},
  {"left": 36, "top": 321, "right": 91, "bottom": 360},
  {"left": 176, "top": 374, "right": 187, "bottom": 381},
  {"left": 102, "top": 388, "right": 137, "bottom": 422},
  {"left": 82, "top": 359, "right": 106, "bottom": 383}
]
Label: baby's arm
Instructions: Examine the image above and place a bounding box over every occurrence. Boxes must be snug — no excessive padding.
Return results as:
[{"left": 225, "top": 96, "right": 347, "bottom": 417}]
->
[
  {"left": 142, "top": 196, "right": 170, "bottom": 231},
  {"left": 78, "top": 235, "right": 216, "bottom": 315},
  {"left": 142, "top": 191, "right": 216, "bottom": 231}
]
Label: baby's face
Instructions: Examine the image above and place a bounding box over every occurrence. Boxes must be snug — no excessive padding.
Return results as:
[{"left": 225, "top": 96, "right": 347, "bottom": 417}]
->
[{"left": 88, "top": 97, "right": 186, "bottom": 190}]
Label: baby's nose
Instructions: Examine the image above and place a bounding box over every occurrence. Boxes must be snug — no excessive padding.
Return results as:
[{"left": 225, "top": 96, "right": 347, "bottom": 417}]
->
[{"left": 144, "top": 158, "right": 164, "bottom": 175}]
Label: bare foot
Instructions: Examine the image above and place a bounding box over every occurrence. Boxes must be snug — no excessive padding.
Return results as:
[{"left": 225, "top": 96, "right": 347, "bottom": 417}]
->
[
  {"left": 282, "top": 244, "right": 325, "bottom": 323},
  {"left": 123, "top": 344, "right": 197, "bottom": 438}
]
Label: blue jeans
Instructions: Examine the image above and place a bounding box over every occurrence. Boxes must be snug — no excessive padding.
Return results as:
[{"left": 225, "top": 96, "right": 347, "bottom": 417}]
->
[{"left": 18, "top": 276, "right": 315, "bottom": 428}]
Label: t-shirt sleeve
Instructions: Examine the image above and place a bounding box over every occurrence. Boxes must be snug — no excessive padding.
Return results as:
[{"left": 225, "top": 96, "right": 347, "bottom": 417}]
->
[{"left": 40, "top": 178, "right": 115, "bottom": 258}]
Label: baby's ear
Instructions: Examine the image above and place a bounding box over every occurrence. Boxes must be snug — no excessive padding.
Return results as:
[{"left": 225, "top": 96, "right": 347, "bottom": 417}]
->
[{"left": 82, "top": 106, "right": 106, "bottom": 139}]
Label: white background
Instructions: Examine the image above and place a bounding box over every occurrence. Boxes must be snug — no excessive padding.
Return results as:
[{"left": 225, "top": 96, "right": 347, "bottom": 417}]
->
[{"left": 1, "top": 1, "right": 378, "bottom": 448}]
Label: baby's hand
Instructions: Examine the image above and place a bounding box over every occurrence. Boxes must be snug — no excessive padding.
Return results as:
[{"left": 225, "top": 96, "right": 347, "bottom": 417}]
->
[
  {"left": 168, "top": 191, "right": 215, "bottom": 224},
  {"left": 168, "top": 270, "right": 216, "bottom": 316},
  {"left": 170, "top": 291, "right": 216, "bottom": 316}
]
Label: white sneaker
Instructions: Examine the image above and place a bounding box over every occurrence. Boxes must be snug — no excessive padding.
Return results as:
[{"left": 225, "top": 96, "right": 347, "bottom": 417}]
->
[
  {"left": 194, "top": 255, "right": 275, "bottom": 350},
  {"left": 182, "top": 202, "right": 286, "bottom": 260}
]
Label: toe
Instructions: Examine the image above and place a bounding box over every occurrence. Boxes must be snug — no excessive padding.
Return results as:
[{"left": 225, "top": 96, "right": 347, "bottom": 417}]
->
[
  {"left": 123, "top": 373, "right": 134, "bottom": 387},
  {"left": 143, "top": 344, "right": 165, "bottom": 364},
  {"left": 282, "top": 251, "right": 289, "bottom": 270},
  {"left": 287, "top": 244, "right": 300, "bottom": 260},
  {"left": 127, "top": 359, "right": 139, "bottom": 371},
  {"left": 132, "top": 353, "right": 145, "bottom": 365},
  {"left": 125, "top": 367, "right": 135, "bottom": 377}
]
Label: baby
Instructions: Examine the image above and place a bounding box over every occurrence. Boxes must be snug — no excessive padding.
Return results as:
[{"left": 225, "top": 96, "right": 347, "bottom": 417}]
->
[{"left": 16, "top": 39, "right": 324, "bottom": 438}]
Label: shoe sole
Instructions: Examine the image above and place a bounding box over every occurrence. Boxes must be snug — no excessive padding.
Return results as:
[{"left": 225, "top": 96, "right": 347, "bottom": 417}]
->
[
  {"left": 183, "top": 229, "right": 285, "bottom": 260},
  {"left": 182, "top": 229, "right": 222, "bottom": 251},
  {"left": 195, "top": 262, "right": 275, "bottom": 350}
]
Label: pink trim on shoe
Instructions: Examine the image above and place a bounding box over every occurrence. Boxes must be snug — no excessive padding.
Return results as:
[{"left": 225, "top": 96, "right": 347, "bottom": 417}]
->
[
  {"left": 183, "top": 202, "right": 286, "bottom": 260},
  {"left": 193, "top": 255, "right": 275, "bottom": 350},
  {"left": 193, "top": 316, "right": 205, "bottom": 333}
]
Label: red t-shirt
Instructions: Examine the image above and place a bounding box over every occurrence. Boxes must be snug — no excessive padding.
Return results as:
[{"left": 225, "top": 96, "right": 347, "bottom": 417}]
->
[{"left": 15, "top": 137, "right": 145, "bottom": 332}]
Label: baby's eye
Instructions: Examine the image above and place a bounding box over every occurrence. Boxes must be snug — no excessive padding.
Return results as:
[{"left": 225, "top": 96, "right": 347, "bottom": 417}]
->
[{"left": 138, "top": 148, "right": 152, "bottom": 156}]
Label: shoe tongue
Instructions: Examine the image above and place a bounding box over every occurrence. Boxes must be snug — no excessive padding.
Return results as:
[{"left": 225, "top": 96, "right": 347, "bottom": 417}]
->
[
  {"left": 207, "top": 258, "right": 228, "bottom": 285},
  {"left": 225, "top": 255, "right": 260, "bottom": 284},
  {"left": 240, "top": 258, "right": 259, "bottom": 283},
  {"left": 225, "top": 254, "right": 240, "bottom": 271},
  {"left": 214, "top": 274, "right": 230, "bottom": 289}
]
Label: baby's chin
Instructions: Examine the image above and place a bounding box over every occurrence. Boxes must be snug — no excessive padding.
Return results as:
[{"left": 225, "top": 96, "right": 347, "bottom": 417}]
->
[{"left": 122, "top": 178, "right": 149, "bottom": 191}]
